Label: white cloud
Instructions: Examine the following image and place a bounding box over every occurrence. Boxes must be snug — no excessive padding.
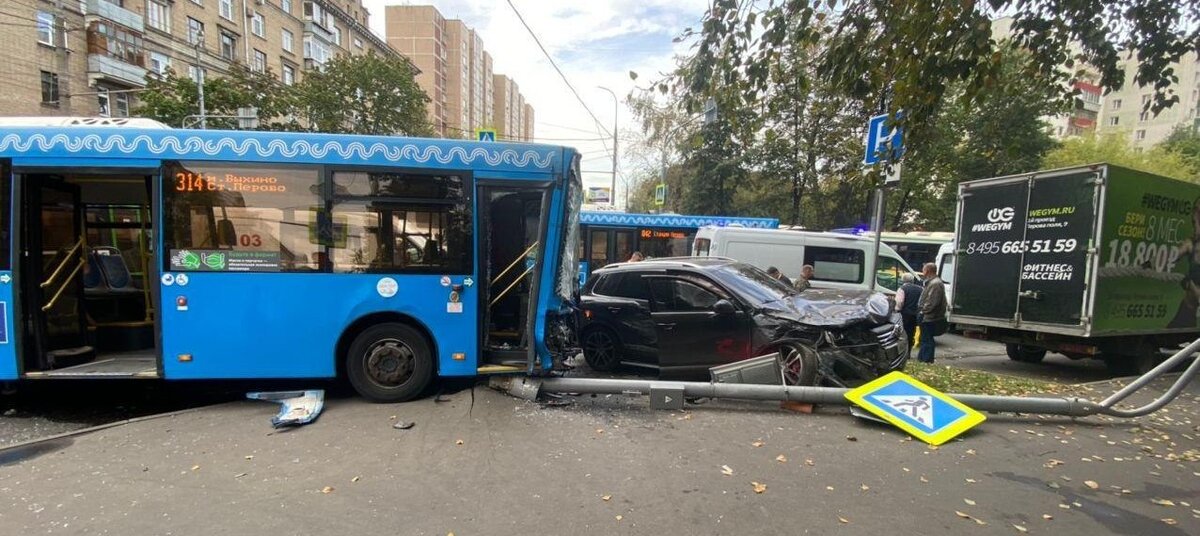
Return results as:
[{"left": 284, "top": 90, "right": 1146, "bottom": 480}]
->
[{"left": 360, "top": 0, "right": 706, "bottom": 204}]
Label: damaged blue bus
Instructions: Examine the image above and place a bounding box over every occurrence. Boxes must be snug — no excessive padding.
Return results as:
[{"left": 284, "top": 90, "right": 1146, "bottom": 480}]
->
[{"left": 0, "top": 118, "right": 581, "bottom": 402}]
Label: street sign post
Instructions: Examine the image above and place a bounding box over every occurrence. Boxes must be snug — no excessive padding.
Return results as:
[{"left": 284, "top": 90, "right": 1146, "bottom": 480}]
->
[
  {"left": 862, "top": 111, "right": 905, "bottom": 290},
  {"left": 475, "top": 128, "right": 497, "bottom": 142},
  {"left": 845, "top": 371, "right": 986, "bottom": 445},
  {"left": 654, "top": 183, "right": 666, "bottom": 206}
]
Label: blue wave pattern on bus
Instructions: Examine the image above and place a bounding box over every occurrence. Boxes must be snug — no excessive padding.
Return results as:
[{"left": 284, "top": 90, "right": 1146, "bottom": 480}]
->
[
  {"left": 580, "top": 211, "right": 779, "bottom": 229},
  {"left": 0, "top": 131, "right": 557, "bottom": 170}
]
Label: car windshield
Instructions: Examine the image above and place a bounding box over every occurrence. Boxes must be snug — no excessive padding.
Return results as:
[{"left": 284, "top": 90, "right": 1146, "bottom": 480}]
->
[{"left": 711, "top": 262, "right": 796, "bottom": 305}]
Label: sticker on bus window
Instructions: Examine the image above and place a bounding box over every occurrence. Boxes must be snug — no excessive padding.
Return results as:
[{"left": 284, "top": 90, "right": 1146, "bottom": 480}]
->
[{"left": 169, "top": 249, "right": 281, "bottom": 272}]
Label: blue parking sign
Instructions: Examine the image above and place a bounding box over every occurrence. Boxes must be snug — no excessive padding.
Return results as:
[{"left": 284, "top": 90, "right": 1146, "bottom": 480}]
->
[{"left": 863, "top": 112, "right": 905, "bottom": 165}]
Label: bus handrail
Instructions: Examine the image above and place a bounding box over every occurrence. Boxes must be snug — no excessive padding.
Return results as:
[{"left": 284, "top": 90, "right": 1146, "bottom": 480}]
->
[
  {"left": 491, "top": 241, "right": 540, "bottom": 287},
  {"left": 40, "top": 238, "right": 84, "bottom": 289},
  {"left": 490, "top": 265, "right": 535, "bottom": 307},
  {"left": 42, "top": 260, "right": 84, "bottom": 312}
]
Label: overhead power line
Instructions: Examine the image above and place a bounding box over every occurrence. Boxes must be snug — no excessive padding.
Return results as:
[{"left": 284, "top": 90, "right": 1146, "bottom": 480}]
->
[{"left": 504, "top": 0, "right": 613, "bottom": 140}]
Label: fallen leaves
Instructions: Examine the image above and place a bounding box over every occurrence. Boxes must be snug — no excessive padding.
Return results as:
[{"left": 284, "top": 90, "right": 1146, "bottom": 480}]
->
[
  {"left": 838, "top": 516, "right": 850, "bottom": 524},
  {"left": 964, "top": 499, "right": 977, "bottom": 506},
  {"left": 455, "top": 439, "right": 465, "bottom": 446},
  {"left": 1042, "top": 514, "right": 1053, "bottom": 520},
  {"left": 1162, "top": 518, "right": 1178, "bottom": 525},
  {"left": 351, "top": 476, "right": 361, "bottom": 483},
  {"left": 846, "top": 435, "right": 858, "bottom": 442},
  {"left": 1151, "top": 498, "right": 1177, "bottom": 507},
  {"left": 1084, "top": 480, "right": 1100, "bottom": 490},
  {"left": 751, "top": 440, "right": 765, "bottom": 448},
  {"left": 804, "top": 459, "right": 815, "bottom": 466},
  {"left": 1044, "top": 459, "right": 1064, "bottom": 468},
  {"left": 721, "top": 465, "right": 734, "bottom": 476},
  {"left": 920, "top": 476, "right": 929, "bottom": 483},
  {"left": 321, "top": 486, "right": 334, "bottom": 494},
  {"left": 190, "top": 465, "right": 200, "bottom": 472},
  {"left": 1013, "top": 524, "right": 1028, "bottom": 533},
  {"left": 244, "top": 455, "right": 254, "bottom": 460},
  {"left": 615, "top": 515, "right": 623, "bottom": 522},
  {"left": 955, "top": 511, "right": 987, "bottom": 525},
  {"left": 751, "top": 482, "right": 767, "bottom": 494},
  {"left": 602, "top": 495, "right": 612, "bottom": 502},
  {"left": 776, "top": 454, "right": 788, "bottom": 463}
]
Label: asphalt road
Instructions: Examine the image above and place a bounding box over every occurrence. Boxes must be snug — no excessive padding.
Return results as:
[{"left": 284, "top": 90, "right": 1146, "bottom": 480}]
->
[
  {"left": 935, "top": 334, "right": 1114, "bottom": 384},
  {"left": 0, "top": 373, "right": 1196, "bottom": 535}
]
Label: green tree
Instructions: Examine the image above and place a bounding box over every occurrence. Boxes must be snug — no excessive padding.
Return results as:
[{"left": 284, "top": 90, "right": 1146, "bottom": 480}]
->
[
  {"left": 136, "top": 64, "right": 296, "bottom": 130},
  {"left": 297, "top": 51, "right": 432, "bottom": 136},
  {"left": 1161, "top": 125, "right": 1200, "bottom": 169},
  {"left": 1043, "top": 131, "right": 1200, "bottom": 182}
]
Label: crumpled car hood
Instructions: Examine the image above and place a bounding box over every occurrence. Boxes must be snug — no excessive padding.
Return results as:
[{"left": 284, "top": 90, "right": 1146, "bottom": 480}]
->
[{"left": 760, "top": 288, "right": 885, "bottom": 328}]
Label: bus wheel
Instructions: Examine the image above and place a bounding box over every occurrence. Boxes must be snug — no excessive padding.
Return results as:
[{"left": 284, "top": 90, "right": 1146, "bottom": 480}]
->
[{"left": 346, "top": 323, "right": 433, "bottom": 403}]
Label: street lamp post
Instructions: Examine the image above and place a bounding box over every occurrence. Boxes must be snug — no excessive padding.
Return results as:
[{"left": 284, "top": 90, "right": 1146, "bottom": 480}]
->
[
  {"left": 194, "top": 30, "right": 206, "bottom": 129},
  {"left": 597, "top": 86, "right": 618, "bottom": 207}
]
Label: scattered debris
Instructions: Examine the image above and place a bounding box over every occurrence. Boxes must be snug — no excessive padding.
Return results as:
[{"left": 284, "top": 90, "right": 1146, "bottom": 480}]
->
[
  {"left": 246, "top": 390, "right": 325, "bottom": 428},
  {"left": 393, "top": 421, "right": 415, "bottom": 430}
]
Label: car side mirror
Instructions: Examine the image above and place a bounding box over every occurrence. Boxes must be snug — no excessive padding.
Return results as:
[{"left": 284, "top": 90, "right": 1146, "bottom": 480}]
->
[{"left": 713, "top": 299, "right": 736, "bottom": 315}]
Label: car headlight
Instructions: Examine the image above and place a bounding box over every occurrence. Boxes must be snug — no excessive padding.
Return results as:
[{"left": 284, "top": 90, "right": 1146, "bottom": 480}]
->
[{"left": 867, "top": 293, "right": 891, "bottom": 324}]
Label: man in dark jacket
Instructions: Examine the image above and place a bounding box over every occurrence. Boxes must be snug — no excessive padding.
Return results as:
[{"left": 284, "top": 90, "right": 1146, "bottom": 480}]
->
[
  {"left": 916, "top": 263, "right": 948, "bottom": 363},
  {"left": 895, "top": 272, "right": 923, "bottom": 343},
  {"left": 766, "top": 266, "right": 793, "bottom": 287}
]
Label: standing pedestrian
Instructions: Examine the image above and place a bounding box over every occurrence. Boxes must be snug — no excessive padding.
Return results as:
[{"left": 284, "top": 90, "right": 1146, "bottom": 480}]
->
[
  {"left": 794, "top": 264, "right": 815, "bottom": 291},
  {"left": 766, "top": 266, "right": 793, "bottom": 287},
  {"left": 628, "top": 251, "right": 644, "bottom": 262},
  {"left": 895, "top": 272, "right": 923, "bottom": 343},
  {"left": 916, "top": 263, "right": 948, "bottom": 363}
]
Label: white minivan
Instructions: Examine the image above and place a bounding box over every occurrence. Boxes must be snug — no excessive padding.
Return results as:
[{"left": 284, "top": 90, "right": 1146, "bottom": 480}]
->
[
  {"left": 692, "top": 227, "right": 918, "bottom": 293},
  {"left": 935, "top": 241, "right": 955, "bottom": 309}
]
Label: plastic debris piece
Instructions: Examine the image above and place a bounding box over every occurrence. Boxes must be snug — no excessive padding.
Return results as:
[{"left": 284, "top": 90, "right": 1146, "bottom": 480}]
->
[
  {"left": 246, "top": 390, "right": 325, "bottom": 428},
  {"left": 393, "top": 421, "right": 416, "bottom": 430}
]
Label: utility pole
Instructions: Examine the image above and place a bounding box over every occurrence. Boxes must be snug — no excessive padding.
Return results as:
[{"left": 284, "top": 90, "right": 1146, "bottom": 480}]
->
[
  {"left": 194, "top": 30, "right": 206, "bottom": 129},
  {"left": 54, "top": 0, "right": 70, "bottom": 114},
  {"left": 598, "top": 86, "right": 618, "bottom": 207}
]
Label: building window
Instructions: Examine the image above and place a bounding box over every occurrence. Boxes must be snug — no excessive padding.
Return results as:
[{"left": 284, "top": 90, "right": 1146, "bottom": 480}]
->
[
  {"left": 303, "top": 1, "right": 334, "bottom": 30},
  {"left": 253, "top": 49, "right": 266, "bottom": 72},
  {"left": 303, "top": 35, "right": 331, "bottom": 66},
  {"left": 114, "top": 92, "right": 130, "bottom": 117},
  {"left": 353, "top": 37, "right": 362, "bottom": 49},
  {"left": 281, "top": 0, "right": 292, "bottom": 14},
  {"left": 40, "top": 71, "right": 59, "bottom": 105},
  {"left": 146, "top": 0, "right": 171, "bottom": 33},
  {"left": 1107, "top": 116, "right": 1119, "bottom": 126},
  {"left": 190, "top": 0, "right": 203, "bottom": 4},
  {"left": 1135, "top": 129, "right": 1146, "bottom": 141},
  {"left": 281, "top": 29, "right": 293, "bottom": 52},
  {"left": 36, "top": 11, "right": 55, "bottom": 45},
  {"left": 187, "top": 17, "right": 204, "bottom": 46},
  {"left": 1111, "top": 98, "right": 1122, "bottom": 110},
  {"left": 98, "top": 89, "right": 111, "bottom": 117},
  {"left": 164, "top": 163, "right": 324, "bottom": 273},
  {"left": 331, "top": 25, "right": 341, "bottom": 46},
  {"left": 282, "top": 64, "right": 295, "bottom": 85},
  {"left": 87, "top": 21, "right": 145, "bottom": 66},
  {"left": 149, "top": 51, "right": 171, "bottom": 76},
  {"left": 1139, "top": 111, "right": 1150, "bottom": 122},
  {"left": 1141, "top": 94, "right": 1151, "bottom": 106},
  {"left": 219, "top": 31, "right": 236, "bottom": 61},
  {"left": 219, "top": 0, "right": 234, "bottom": 21},
  {"left": 251, "top": 12, "right": 265, "bottom": 37}
]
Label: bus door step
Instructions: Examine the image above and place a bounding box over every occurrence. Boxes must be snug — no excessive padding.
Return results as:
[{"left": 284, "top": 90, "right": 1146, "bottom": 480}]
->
[{"left": 47, "top": 345, "right": 96, "bottom": 368}]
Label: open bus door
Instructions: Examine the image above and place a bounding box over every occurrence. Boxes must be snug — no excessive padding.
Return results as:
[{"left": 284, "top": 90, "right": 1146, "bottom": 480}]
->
[
  {"left": 479, "top": 183, "right": 549, "bottom": 371},
  {"left": 0, "top": 159, "right": 14, "bottom": 380},
  {"left": 20, "top": 175, "right": 91, "bottom": 371}
]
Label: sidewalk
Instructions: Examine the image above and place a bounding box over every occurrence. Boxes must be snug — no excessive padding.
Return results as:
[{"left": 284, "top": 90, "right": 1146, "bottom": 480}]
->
[{"left": 1, "top": 376, "right": 1197, "bottom": 535}]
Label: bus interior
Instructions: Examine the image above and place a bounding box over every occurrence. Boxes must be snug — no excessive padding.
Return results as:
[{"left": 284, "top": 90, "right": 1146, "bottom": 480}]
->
[
  {"left": 19, "top": 170, "right": 159, "bottom": 378},
  {"left": 480, "top": 187, "right": 545, "bottom": 367}
]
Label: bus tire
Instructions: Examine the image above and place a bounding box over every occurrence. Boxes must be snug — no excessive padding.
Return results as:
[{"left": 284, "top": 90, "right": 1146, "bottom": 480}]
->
[
  {"left": 1005, "top": 343, "right": 1046, "bottom": 363},
  {"left": 346, "top": 323, "right": 434, "bottom": 403}
]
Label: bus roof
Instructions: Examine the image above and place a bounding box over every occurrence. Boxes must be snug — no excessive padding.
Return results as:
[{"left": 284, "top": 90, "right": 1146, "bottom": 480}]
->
[
  {"left": 0, "top": 123, "right": 572, "bottom": 176},
  {"left": 581, "top": 211, "right": 778, "bottom": 229}
]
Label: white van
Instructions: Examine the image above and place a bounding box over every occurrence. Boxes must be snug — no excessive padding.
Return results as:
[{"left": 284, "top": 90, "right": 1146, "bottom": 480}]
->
[
  {"left": 692, "top": 227, "right": 917, "bottom": 293},
  {"left": 935, "top": 241, "right": 955, "bottom": 309}
]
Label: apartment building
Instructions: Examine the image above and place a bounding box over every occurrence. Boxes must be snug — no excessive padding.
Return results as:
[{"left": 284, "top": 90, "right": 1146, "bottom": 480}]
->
[
  {"left": 0, "top": 0, "right": 397, "bottom": 122},
  {"left": 384, "top": 4, "right": 532, "bottom": 140},
  {"left": 1097, "top": 51, "right": 1200, "bottom": 148},
  {"left": 992, "top": 16, "right": 1199, "bottom": 145}
]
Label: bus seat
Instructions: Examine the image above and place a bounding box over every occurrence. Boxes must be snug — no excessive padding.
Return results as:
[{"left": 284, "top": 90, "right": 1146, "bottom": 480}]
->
[
  {"left": 93, "top": 247, "right": 140, "bottom": 294},
  {"left": 83, "top": 252, "right": 104, "bottom": 289}
]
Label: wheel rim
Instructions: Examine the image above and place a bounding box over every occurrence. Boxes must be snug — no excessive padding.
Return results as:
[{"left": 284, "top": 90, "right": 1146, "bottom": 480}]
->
[
  {"left": 584, "top": 331, "right": 617, "bottom": 369},
  {"left": 780, "top": 345, "right": 806, "bottom": 385},
  {"left": 363, "top": 338, "right": 416, "bottom": 388}
]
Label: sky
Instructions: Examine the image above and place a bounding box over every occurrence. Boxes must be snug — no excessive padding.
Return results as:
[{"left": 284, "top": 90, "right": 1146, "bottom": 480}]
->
[{"left": 360, "top": 0, "right": 708, "bottom": 206}]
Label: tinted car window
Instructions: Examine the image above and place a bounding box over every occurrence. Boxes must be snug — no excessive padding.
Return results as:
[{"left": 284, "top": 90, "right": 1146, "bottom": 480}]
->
[
  {"left": 803, "top": 246, "right": 864, "bottom": 283},
  {"left": 595, "top": 272, "right": 649, "bottom": 300},
  {"left": 711, "top": 262, "right": 795, "bottom": 306},
  {"left": 648, "top": 278, "right": 720, "bottom": 312}
]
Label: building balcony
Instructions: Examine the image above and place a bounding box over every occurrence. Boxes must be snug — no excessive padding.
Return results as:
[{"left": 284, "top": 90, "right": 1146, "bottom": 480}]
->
[
  {"left": 86, "top": 0, "right": 143, "bottom": 32},
  {"left": 88, "top": 53, "right": 147, "bottom": 88},
  {"left": 305, "top": 21, "right": 335, "bottom": 43}
]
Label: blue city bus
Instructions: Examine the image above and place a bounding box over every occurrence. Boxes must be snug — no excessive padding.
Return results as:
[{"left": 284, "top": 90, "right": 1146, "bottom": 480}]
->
[
  {"left": 578, "top": 211, "right": 778, "bottom": 284},
  {"left": 0, "top": 118, "right": 581, "bottom": 402}
]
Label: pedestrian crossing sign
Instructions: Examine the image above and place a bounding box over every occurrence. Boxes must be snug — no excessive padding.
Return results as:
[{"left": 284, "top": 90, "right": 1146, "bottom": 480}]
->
[
  {"left": 475, "top": 128, "right": 497, "bottom": 142},
  {"left": 845, "top": 371, "right": 985, "bottom": 445}
]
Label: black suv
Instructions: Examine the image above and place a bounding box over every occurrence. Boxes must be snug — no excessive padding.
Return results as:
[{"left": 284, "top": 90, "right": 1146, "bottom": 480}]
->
[{"left": 577, "top": 258, "right": 907, "bottom": 385}]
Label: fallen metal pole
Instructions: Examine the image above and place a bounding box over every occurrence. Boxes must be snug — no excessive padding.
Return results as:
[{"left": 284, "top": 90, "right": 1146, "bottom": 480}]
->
[
  {"left": 1098, "top": 337, "right": 1200, "bottom": 418},
  {"left": 518, "top": 377, "right": 1105, "bottom": 417}
]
